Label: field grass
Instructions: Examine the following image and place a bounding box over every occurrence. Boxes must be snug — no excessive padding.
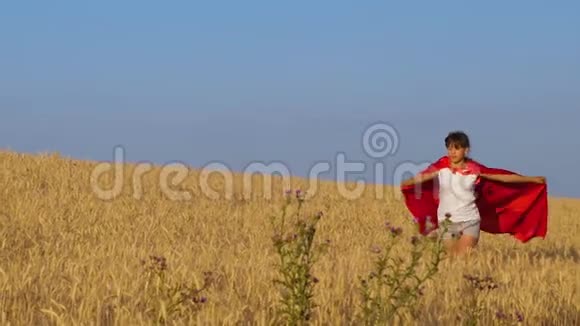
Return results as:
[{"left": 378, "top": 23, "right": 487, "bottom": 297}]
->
[{"left": 0, "top": 150, "right": 578, "bottom": 325}]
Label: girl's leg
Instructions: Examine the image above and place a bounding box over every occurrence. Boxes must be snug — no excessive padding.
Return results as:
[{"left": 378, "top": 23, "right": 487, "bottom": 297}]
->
[
  {"left": 454, "top": 221, "right": 481, "bottom": 255},
  {"left": 443, "top": 239, "right": 457, "bottom": 254},
  {"left": 439, "top": 222, "right": 459, "bottom": 255},
  {"left": 455, "top": 235, "right": 479, "bottom": 255}
]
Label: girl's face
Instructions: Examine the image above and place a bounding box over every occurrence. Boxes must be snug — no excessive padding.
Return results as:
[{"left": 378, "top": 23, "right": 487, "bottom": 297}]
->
[{"left": 447, "top": 143, "right": 469, "bottom": 164}]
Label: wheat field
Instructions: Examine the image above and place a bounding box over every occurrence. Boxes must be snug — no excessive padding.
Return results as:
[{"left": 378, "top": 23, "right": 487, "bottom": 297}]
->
[{"left": 0, "top": 150, "right": 578, "bottom": 325}]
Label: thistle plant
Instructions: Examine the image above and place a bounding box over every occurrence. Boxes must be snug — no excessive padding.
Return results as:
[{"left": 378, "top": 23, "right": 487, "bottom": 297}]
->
[
  {"left": 461, "top": 274, "right": 524, "bottom": 325},
  {"left": 357, "top": 218, "right": 450, "bottom": 324},
  {"left": 141, "top": 255, "right": 213, "bottom": 324},
  {"left": 270, "top": 189, "right": 329, "bottom": 325},
  {"left": 460, "top": 274, "right": 499, "bottom": 325},
  {"left": 494, "top": 308, "right": 525, "bottom": 325}
]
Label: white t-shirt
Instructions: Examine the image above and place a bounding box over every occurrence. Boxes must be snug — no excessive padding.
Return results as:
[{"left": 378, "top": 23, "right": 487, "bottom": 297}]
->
[{"left": 437, "top": 167, "right": 481, "bottom": 223}]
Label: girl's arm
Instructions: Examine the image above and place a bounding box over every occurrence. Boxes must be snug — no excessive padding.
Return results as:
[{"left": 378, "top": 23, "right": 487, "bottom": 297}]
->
[
  {"left": 401, "top": 171, "right": 439, "bottom": 187},
  {"left": 479, "top": 173, "right": 546, "bottom": 184}
]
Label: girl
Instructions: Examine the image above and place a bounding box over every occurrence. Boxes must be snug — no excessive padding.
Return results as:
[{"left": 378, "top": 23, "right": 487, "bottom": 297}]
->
[{"left": 400, "top": 131, "right": 547, "bottom": 256}]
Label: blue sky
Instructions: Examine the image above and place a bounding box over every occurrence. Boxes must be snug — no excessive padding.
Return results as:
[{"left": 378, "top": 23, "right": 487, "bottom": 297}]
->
[{"left": 1, "top": 1, "right": 579, "bottom": 198}]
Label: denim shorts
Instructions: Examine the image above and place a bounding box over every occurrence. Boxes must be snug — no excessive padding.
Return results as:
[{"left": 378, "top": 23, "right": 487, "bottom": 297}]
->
[{"left": 439, "top": 219, "right": 481, "bottom": 240}]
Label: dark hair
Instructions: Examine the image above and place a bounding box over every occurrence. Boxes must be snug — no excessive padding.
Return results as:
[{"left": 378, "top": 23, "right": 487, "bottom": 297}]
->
[{"left": 445, "top": 131, "right": 470, "bottom": 148}]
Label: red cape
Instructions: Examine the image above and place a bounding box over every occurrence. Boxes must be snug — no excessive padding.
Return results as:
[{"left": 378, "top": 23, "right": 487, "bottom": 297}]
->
[{"left": 400, "top": 156, "right": 548, "bottom": 243}]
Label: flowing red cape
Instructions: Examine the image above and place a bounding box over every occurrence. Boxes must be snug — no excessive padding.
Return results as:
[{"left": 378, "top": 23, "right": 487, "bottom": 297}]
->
[{"left": 400, "top": 156, "right": 548, "bottom": 243}]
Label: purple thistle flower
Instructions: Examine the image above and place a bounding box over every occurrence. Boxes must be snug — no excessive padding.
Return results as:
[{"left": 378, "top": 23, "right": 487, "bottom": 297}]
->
[
  {"left": 410, "top": 236, "right": 419, "bottom": 245},
  {"left": 515, "top": 311, "right": 524, "bottom": 322},
  {"left": 389, "top": 226, "right": 403, "bottom": 236},
  {"left": 495, "top": 310, "right": 507, "bottom": 320},
  {"left": 417, "top": 286, "right": 424, "bottom": 296}
]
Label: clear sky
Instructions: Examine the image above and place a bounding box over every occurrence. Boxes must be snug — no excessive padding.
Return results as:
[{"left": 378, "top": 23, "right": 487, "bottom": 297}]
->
[{"left": 1, "top": 1, "right": 579, "bottom": 198}]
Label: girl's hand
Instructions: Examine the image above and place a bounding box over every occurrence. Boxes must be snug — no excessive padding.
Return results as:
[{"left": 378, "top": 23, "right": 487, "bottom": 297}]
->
[
  {"left": 479, "top": 173, "right": 546, "bottom": 184},
  {"left": 401, "top": 170, "right": 439, "bottom": 187},
  {"left": 531, "top": 176, "right": 546, "bottom": 184}
]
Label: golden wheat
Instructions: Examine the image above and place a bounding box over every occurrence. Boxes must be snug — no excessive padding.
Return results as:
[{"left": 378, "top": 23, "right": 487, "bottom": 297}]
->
[{"left": 0, "top": 150, "right": 578, "bottom": 325}]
